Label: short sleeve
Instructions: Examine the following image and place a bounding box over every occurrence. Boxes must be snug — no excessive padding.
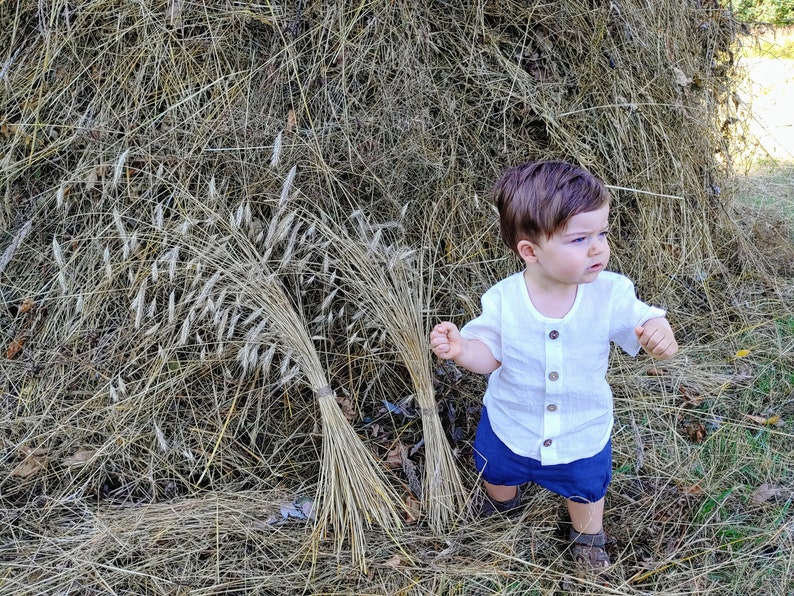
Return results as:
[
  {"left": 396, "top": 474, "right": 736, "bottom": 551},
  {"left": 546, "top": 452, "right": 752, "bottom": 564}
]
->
[
  {"left": 460, "top": 285, "right": 503, "bottom": 363},
  {"left": 610, "top": 275, "right": 667, "bottom": 356}
]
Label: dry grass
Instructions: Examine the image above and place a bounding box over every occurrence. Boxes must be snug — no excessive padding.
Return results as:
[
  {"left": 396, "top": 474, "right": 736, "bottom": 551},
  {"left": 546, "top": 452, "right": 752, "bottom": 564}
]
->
[{"left": 1, "top": 1, "right": 793, "bottom": 594}]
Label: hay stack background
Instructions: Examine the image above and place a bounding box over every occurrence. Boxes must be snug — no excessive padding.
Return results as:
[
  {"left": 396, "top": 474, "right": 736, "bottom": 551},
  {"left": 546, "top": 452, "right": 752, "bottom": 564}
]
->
[{"left": 2, "top": 1, "right": 793, "bottom": 593}]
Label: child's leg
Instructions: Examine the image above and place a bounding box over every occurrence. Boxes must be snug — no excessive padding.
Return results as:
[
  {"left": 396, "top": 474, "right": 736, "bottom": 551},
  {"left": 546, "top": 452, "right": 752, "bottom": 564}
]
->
[
  {"left": 484, "top": 481, "right": 518, "bottom": 502},
  {"left": 566, "top": 497, "right": 604, "bottom": 534},
  {"left": 474, "top": 408, "right": 525, "bottom": 511},
  {"left": 567, "top": 497, "right": 610, "bottom": 568}
]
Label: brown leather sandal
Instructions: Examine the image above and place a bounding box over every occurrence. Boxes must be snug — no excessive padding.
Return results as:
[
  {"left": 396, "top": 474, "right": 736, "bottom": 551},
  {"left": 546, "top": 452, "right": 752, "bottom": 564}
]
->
[{"left": 570, "top": 529, "right": 611, "bottom": 569}]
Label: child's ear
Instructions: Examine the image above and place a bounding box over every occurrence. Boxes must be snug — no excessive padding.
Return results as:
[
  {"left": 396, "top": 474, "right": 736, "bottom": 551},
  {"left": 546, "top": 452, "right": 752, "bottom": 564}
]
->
[{"left": 516, "top": 239, "right": 539, "bottom": 262}]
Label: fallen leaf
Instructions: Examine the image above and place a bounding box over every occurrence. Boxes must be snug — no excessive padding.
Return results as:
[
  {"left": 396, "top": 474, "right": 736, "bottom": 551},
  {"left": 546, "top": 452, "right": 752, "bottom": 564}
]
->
[
  {"left": 734, "top": 349, "right": 751, "bottom": 358},
  {"left": 646, "top": 366, "right": 668, "bottom": 376},
  {"left": 286, "top": 108, "right": 297, "bottom": 133},
  {"left": 401, "top": 447, "right": 422, "bottom": 497},
  {"left": 684, "top": 420, "right": 707, "bottom": 443},
  {"left": 404, "top": 494, "right": 421, "bottom": 524},
  {"left": 63, "top": 449, "right": 96, "bottom": 467},
  {"left": 683, "top": 483, "right": 704, "bottom": 495},
  {"left": 732, "top": 359, "right": 754, "bottom": 379},
  {"left": 19, "top": 297, "right": 35, "bottom": 314},
  {"left": 750, "top": 483, "right": 782, "bottom": 504},
  {"left": 382, "top": 554, "right": 403, "bottom": 568},
  {"left": 744, "top": 413, "right": 784, "bottom": 426},
  {"left": 11, "top": 456, "right": 47, "bottom": 478},
  {"left": 335, "top": 394, "right": 355, "bottom": 422},
  {"left": 385, "top": 443, "right": 404, "bottom": 468},
  {"left": 679, "top": 385, "right": 704, "bottom": 407},
  {"left": 672, "top": 66, "right": 691, "bottom": 87},
  {"left": 18, "top": 445, "right": 49, "bottom": 457},
  {"left": 6, "top": 337, "right": 25, "bottom": 359}
]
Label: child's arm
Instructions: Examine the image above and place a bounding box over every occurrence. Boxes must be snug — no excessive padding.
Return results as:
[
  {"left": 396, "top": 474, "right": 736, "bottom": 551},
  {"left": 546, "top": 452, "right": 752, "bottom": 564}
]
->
[
  {"left": 430, "top": 322, "right": 501, "bottom": 374},
  {"left": 635, "top": 317, "right": 679, "bottom": 360}
]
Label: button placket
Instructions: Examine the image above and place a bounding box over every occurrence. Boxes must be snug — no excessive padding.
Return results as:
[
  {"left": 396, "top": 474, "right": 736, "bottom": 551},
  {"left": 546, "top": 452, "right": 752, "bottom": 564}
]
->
[{"left": 544, "top": 324, "right": 564, "bottom": 448}]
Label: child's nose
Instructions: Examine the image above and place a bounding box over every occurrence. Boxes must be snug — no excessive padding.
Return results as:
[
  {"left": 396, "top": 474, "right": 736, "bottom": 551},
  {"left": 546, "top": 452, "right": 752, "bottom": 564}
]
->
[{"left": 589, "top": 237, "right": 607, "bottom": 255}]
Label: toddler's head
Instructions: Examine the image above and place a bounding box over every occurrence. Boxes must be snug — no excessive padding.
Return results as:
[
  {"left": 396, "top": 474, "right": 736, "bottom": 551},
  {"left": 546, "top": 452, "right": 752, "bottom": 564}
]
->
[{"left": 492, "top": 160, "right": 611, "bottom": 254}]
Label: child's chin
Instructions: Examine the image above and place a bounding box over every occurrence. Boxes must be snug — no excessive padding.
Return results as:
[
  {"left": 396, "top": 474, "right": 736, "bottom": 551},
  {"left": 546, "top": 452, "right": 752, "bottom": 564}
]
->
[{"left": 581, "top": 269, "right": 603, "bottom": 282}]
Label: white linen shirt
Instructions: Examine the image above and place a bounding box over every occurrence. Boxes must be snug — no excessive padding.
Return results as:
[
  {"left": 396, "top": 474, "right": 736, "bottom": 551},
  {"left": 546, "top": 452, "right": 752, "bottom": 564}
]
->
[{"left": 460, "top": 270, "right": 665, "bottom": 465}]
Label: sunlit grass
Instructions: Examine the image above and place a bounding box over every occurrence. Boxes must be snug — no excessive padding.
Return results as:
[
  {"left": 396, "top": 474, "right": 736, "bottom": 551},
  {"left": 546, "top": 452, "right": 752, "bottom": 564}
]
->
[
  {"left": 739, "top": 27, "right": 794, "bottom": 60},
  {"left": 736, "top": 162, "right": 794, "bottom": 222}
]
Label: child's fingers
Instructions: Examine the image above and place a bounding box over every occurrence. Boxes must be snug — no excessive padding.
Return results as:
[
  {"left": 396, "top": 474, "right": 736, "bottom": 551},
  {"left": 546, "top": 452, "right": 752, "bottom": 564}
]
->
[
  {"left": 434, "top": 321, "right": 458, "bottom": 336},
  {"left": 430, "top": 323, "right": 459, "bottom": 345},
  {"left": 636, "top": 325, "right": 678, "bottom": 359},
  {"left": 429, "top": 322, "right": 461, "bottom": 359},
  {"left": 431, "top": 341, "right": 454, "bottom": 359},
  {"left": 636, "top": 324, "right": 664, "bottom": 345},
  {"left": 429, "top": 335, "right": 449, "bottom": 351},
  {"left": 429, "top": 327, "right": 449, "bottom": 354},
  {"left": 656, "top": 336, "right": 679, "bottom": 358},
  {"left": 431, "top": 324, "right": 449, "bottom": 337},
  {"left": 430, "top": 328, "right": 450, "bottom": 346}
]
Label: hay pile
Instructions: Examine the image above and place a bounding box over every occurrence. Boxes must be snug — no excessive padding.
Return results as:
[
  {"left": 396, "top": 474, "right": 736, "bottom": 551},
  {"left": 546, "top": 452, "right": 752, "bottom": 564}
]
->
[{"left": 2, "top": 1, "right": 793, "bottom": 593}]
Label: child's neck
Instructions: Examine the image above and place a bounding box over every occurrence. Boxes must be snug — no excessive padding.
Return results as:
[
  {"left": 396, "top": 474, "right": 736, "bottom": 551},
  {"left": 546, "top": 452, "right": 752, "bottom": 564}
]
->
[{"left": 522, "top": 269, "right": 578, "bottom": 318}]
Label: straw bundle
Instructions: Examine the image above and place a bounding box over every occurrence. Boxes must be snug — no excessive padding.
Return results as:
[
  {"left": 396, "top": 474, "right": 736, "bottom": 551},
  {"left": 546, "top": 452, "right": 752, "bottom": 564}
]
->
[
  {"left": 161, "top": 208, "right": 405, "bottom": 569},
  {"left": 306, "top": 209, "right": 468, "bottom": 532}
]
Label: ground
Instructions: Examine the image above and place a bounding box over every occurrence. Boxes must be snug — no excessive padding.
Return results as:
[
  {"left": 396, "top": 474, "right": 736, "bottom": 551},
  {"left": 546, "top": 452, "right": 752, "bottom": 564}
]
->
[{"left": 736, "top": 28, "right": 794, "bottom": 216}]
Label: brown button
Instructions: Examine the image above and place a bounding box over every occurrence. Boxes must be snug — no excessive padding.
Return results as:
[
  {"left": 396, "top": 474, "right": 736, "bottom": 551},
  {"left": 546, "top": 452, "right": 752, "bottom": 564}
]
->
[
  {"left": 549, "top": 330, "right": 559, "bottom": 340},
  {"left": 547, "top": 404, "right": 557, "bottom": 412},
  {"left": 548, "top": 371, "right": 559, "bottom": 381},
  {"left": 543, "top": 439, "right": 553, "bottom": 447}
]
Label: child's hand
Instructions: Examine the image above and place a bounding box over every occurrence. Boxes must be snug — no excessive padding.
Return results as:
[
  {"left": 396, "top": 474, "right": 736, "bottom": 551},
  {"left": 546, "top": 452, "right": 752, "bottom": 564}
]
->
[
  {"left": 635, "top": 317, "right": 679, "bottom": 360},
  {"left": 430, "top": 322, "right": 463, "bottom": 361}
]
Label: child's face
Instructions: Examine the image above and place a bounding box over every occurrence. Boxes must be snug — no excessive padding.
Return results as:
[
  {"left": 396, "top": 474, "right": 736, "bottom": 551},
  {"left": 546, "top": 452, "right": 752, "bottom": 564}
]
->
[{"left": 520, "top": 204, "right": 610, "bottom": 287}]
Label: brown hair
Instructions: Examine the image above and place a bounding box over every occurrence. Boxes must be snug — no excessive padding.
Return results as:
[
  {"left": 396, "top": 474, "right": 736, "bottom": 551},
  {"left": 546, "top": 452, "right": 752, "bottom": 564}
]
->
[{"left": 492, "top": 160, "right": 611, "bottom": 254}]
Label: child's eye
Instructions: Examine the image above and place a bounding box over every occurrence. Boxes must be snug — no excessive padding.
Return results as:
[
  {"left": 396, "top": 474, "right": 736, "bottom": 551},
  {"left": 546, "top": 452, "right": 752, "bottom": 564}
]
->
[
  {"left": 571, "top": 237, "right": 586, "bottom": 244},
  {"left": 599, "top": 230, "right": 609, "bottom": 237}
]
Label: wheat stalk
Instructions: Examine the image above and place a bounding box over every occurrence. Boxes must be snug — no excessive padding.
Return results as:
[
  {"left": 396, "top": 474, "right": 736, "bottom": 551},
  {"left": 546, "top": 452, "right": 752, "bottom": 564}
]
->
[
  {"left": 175, "top": 222, "right": 404, "bottom": 571},
  {"left": 309, "top": 210, "right": 468, "bottom": 532}
]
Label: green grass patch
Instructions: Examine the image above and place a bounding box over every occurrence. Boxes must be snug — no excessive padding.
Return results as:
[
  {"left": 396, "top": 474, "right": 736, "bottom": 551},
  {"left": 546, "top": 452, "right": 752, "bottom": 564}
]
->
[
  {"left": 740, "top": 27, "right": 794, "bottom": 60},
  {"left": 736, "top": 162, "right": 794, "bottom": 211}
]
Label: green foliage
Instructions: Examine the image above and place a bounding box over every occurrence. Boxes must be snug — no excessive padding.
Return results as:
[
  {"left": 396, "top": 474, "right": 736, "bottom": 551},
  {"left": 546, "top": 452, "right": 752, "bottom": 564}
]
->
[
  {"left": 730, "top": 0, "right": 794, "bottom": 24},
  {"left": 777, "top": 315, "right": 794, "bottom": 337}
]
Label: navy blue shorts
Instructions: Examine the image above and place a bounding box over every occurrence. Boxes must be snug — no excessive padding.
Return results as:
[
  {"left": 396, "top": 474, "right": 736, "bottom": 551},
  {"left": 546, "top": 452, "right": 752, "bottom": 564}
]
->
[{"left": 473, "top": 407, "right": 612, "bottom": 503}]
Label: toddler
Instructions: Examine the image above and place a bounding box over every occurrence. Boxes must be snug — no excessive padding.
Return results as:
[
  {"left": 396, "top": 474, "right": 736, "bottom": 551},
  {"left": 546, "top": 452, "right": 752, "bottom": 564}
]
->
[{"left": 430, "top": 160, "right": 678, "bottom": 569}]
